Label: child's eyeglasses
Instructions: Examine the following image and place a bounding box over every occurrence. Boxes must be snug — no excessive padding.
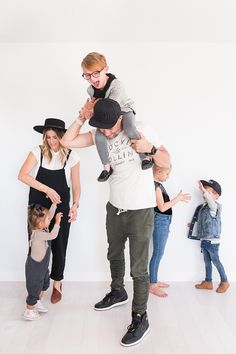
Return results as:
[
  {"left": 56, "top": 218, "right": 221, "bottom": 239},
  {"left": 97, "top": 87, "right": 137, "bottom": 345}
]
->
[{"left": 82, "top": 68, "right": 105, "bottom": 80}]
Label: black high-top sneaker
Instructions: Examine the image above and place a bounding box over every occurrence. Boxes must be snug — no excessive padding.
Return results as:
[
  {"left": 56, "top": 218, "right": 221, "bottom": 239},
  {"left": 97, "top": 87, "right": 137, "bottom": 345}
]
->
[
  {"left": 121, "top": 312, "right": 149, "bottom": 347},
  {"left": 94, "top": 287, "right": 128, "bottom": 311},
  {"left": 141, "top": 159, "right": 153, "bottom": 170}
]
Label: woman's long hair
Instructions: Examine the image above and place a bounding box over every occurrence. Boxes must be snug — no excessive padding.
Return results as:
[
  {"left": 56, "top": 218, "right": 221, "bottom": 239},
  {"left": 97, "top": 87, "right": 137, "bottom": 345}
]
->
[{"left": 41, "top": 128, "right": 69, "bottom": 163}]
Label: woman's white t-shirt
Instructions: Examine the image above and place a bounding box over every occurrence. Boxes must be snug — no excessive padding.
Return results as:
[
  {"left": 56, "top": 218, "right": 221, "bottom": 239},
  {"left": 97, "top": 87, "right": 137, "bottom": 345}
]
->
[{"left": 31, "top": 146, "right": 80, "bottom": 187}]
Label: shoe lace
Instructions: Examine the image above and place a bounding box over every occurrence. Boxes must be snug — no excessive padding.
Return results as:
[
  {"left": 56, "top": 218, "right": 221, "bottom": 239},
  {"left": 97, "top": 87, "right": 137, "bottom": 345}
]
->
[
  {"left": 127, "top": 318, "right": 141, "bottom": 333},
  {"left": 103, "top": 290, "right": 117, "bottom": 302}
]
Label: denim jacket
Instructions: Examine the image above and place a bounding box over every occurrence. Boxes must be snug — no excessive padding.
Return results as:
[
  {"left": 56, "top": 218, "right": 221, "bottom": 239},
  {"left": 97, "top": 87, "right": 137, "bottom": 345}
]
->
[{"left": 188, "top": 202, "right": 221, "bottom": 240}]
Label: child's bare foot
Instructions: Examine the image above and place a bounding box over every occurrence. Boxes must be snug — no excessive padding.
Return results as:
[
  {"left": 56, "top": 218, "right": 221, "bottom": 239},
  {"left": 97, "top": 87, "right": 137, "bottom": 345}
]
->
[
  {"left": 149, "top": 284, "right": 168, "bottom": 297},
  {"left": 156, "top": 281, "right": 170, "bottom": 288}
]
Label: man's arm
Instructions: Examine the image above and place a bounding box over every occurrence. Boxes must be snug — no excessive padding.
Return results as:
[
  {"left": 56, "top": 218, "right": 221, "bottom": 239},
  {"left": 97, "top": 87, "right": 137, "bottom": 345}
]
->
[
  {"left": 61, "top": 116, "right": 94, "bottom": 148},
  {"left": 130, "top": 132, "right": 171, "bottom": 168}
]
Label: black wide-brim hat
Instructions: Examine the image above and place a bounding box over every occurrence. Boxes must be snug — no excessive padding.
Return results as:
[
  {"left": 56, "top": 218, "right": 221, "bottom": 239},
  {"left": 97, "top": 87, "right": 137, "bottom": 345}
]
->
[
  {"left": 200, "top": 179, "right": 222, "bottom": 196},
  {"left": 33, "top": 118, "right": 66, "bottom": 134}
]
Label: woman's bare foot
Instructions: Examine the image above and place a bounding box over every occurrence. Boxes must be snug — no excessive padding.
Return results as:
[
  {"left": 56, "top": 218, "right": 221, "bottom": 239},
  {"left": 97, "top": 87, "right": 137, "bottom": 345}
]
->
[
  {"left": 149, "top": 283, "right": 168, "bottom": 297},
  {"left": 51, "top": 281, "right": 62, "bottom": 304},
  {"left": 53, "top": 280, "right": 62, "bottom": 292},
  {"left": 156, "top": 281, "right": 170, "bottom": 288}
]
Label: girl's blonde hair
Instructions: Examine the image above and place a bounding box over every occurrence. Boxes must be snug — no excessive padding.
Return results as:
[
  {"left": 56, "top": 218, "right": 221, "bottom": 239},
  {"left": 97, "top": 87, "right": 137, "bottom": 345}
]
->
[
  {"left": 41, "top": 128, "right": 69, "bottom": 164},
  {"left": 81, "top": 52, "right": 107, "bottom": 69},
  {"left": 28, "top": 204, "right": 48, "bottom": 234},
  {"left": 153, "top": 164, "right": 172, "bottom": 174}
]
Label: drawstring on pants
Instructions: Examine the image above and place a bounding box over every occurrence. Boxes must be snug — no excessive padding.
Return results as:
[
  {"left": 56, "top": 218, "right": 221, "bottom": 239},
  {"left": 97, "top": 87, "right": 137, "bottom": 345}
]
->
[{"left": 116, "top": 209, "right": 128, "bottom": 216}]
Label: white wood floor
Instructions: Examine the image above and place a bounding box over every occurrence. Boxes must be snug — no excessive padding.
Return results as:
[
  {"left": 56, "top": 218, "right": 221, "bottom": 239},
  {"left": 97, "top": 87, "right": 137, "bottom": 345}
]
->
[{"left": 0, "top": 281, "right": 236, "bottom": 354}]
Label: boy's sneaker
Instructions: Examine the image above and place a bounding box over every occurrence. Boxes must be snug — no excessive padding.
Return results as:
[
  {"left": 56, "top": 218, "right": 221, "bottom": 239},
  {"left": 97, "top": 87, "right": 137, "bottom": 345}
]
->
[
  {"left": 97, "top": 167, "right": 113, "bottom": 182},
  {"left": 94, "top": 287, "right": 128, "bottom": 311},
  {"left": 121, "top": 312, "right": 150, "bottom": 347},
  {"left": 141, "top": 159, "right": 153, "bottom": 170},
  {"left": 216, "top": 281, "right": 230, "bottom": 293},
  {"left": 36, "top": 300, "right": 48, "bottom": 313},
  {"left": 195, "top": 281, "right": 213, "bottom": 290},
  {"left": 23, "top": 308, "right": 41, "bottom": 321}
]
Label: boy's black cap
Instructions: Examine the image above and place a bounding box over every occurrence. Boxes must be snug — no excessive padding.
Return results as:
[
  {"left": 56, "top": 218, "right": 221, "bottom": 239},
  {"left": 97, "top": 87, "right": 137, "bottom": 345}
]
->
[
  {"left": 200, "top": 179, "right": 222, "bottom": 196},
  {"left": 89, "top": 98, "right": 122, "bottom": 129}
]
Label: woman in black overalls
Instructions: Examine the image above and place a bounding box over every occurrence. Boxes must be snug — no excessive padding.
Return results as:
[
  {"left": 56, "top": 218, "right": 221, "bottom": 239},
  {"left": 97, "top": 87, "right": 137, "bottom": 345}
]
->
[{"left": 19, "top": 118, "right": 81, "bottom": 304}]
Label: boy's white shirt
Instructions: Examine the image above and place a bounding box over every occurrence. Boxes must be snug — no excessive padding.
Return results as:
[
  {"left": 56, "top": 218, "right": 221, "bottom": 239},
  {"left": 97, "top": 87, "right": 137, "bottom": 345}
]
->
[{"left": 91, "top": 121, "right": 160, "bottom": 210}]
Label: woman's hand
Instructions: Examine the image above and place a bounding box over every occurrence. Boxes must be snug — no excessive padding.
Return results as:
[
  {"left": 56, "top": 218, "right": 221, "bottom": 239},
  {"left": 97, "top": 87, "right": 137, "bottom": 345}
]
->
[
  {"left": 45, "top": 187, "right": 61, "bottom": 204},
  {"left": 68, "top": 204, "right": 78, "bottom": 223}
]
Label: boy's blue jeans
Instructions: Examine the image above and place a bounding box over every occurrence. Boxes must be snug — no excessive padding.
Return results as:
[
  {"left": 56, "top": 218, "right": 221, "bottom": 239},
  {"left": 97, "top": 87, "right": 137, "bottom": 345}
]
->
[
  {"left": 201, "top": 240, "right": 228, "bottom": 282},
  {"left": 149, "top": 212, "right": 172, "bottom": 283}
]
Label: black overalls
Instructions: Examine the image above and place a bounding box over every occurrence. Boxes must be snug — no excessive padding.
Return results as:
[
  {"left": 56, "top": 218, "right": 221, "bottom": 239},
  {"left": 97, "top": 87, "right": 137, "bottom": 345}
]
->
[
  {"left": 25, "top": 240, "right": 51, "bottom": 305},
  {"left": 28, "top": 149, "right": 71, "bottom": 281}
]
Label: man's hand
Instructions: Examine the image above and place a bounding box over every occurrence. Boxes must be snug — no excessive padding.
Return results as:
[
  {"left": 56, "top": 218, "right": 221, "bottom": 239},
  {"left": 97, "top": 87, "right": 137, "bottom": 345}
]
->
[
  {"left": 131, "top": 133, "right": 171, "bottom": 168},
  {"left": 130, "top": 132, "right": 152, "bottom": 154}
]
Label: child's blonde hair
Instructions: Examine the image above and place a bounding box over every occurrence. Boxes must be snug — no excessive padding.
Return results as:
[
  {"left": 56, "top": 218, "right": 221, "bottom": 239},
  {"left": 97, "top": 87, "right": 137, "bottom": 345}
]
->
[
  {"left": 81, "top": 52, "right": 107, "bottom": 70},
  {"left": 28, "top": 204, "right": 48, "bottom": 234},
  {"left": 153, "top": 164, "right": 172, "bottom": 174}
]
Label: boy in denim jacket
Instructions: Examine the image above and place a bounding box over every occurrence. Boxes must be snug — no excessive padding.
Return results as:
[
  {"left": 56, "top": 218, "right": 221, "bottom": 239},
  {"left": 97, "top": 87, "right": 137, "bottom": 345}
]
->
[{"left": 188, "top": 179, "right": 229, "bottom": 293}]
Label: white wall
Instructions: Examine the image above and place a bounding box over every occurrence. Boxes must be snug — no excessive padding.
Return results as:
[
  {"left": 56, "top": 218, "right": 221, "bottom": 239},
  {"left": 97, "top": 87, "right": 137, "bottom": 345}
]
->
[
  {"left": 1, "top": 0, "right": 236, "bottom": 42},
  {"left": 0, "top": 42, "right": 235, "bottom": 281}
]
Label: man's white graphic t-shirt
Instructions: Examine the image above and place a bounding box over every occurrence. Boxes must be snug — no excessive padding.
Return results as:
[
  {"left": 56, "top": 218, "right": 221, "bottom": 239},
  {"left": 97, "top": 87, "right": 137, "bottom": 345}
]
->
[{"left": 91, "top": 122, "right": 160, "bottom": 210}]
